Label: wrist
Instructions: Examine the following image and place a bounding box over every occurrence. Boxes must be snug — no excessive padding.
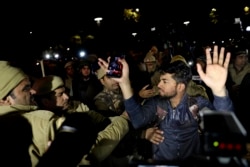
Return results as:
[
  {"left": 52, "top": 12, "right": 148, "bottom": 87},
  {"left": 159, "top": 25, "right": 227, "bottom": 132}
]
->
[
  {"left": 212, "top": 86, "right": 227, "bottom": 97},
  {"left": 119, "top": 81, "right": 133, "bottom": 99}
]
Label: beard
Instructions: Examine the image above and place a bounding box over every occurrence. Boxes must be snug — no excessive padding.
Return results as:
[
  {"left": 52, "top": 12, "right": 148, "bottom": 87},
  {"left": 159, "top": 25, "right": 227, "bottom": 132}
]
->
[
  {"left": 53, "top": 104, "right": 69, "bottom": 117},
  {"left": 159, "top": 89, "right": 177, "bottom": 100},
  {"left": 61, "top": 102, "right": 69, "bottom": 111}
]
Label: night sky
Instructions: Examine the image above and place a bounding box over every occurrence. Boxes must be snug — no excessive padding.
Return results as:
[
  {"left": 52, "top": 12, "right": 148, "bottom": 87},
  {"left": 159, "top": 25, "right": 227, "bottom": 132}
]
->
[{"left": 0, "top": 0, "right": 249, "bottom": 61}]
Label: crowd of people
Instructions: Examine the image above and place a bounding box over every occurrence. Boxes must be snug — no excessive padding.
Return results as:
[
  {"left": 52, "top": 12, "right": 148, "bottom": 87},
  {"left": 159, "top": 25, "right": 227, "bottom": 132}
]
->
[{"left": 0, "top": 42, "right": 250, "bottom": 167}]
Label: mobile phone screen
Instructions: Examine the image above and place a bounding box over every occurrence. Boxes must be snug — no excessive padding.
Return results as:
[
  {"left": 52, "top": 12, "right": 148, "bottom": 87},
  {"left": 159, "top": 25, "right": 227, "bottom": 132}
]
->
[{"left": 106, "top": 56, "right": 123, "bottom": 78}]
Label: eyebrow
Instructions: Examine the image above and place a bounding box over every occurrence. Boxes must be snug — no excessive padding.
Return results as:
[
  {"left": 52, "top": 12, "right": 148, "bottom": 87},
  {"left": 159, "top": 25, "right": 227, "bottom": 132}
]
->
[
  {"left": 160, "top": 78, "right": 168, "bottom": 81},
  {"left": 55, "top": 92, "right": 64, "bottom": 96},
  {"left": 22, "top": 84, "right": 31, "bottom": 91}
]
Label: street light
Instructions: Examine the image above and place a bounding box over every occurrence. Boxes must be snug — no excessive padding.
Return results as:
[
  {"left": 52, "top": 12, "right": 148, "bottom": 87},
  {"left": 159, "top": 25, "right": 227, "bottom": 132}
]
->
[{"left": 94, "top": 17, "right": 103, "bottom": 26}]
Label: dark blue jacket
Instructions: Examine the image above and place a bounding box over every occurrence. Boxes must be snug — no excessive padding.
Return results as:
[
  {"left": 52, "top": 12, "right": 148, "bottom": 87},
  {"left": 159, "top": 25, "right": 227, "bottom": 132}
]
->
[{"left": 124, "top": 92, "right": 234, "bottom": 161}]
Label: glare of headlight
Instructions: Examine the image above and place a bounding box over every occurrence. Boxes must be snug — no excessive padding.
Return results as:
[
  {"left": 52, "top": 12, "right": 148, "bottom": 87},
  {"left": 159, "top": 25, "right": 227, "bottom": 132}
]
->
[
  {"left": 94, "top": 17, "right": 103, "bottom": 22},
  {"left": 244, "top": 6, "right": 249, "bottom": 12},
  {"left": 94, "top": 17, "right": 103, "bottom": 25},
  {"left": 79, "top": 51, "right": 86, "bottom": 58},
  {"left": 246, "top": 26, "right": 250, "bottom": 32},
  {"left": 183, "top": 21, "right": 190, "bottom": 25},
  {"left": 188, "top": 60, "right": 194, "bottom": 67},
  {"left": 45, "top": 54, "right": 51, "bottom": 59},
  {"left": 54, "top": 53, "right": 60, "bottom": 59},
  {"left": 234, "top": 18, "right": 241, "bottom": 24}
]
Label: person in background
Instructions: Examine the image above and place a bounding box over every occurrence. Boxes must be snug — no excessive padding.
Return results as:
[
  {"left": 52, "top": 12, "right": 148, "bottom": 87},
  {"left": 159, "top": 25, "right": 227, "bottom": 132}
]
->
[
  {"left": 72, "top": 60, "right": 102, "bottom": 110},
  {"left": 63, "top": 61, "right": 76, "bottom": 99},
  {"left": 229, "top": 46, "right": 250, "bottom": 148},
  {"left": 32, "top": 75, "right": 89, "bottom": 117},
  {"left": 94, "top": 67, "right": 125, "bottom": 117},
  {"left": 228, "top": 46, "right": 250, "bottom": 112},
  {"left": 228, "top": 46, "right": 250, "bottom": 89},
  {"left": 147, "top": 45, "right": 165, "bottom": 67},
  {"left": 98, "top": 45, "right": 234, "bottom": 163},
  {"left": 135, "top": 51, "right": 161, "bottom": 104}
]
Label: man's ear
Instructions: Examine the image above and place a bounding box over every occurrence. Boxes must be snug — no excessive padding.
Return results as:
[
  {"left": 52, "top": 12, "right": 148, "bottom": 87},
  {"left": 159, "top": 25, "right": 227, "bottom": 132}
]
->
[
  {"left": 100, "top": 78, "right": 105, "bottom": 86},
  {"left": 177, "top": 83, "right": 186, "bottom": 92},
  {"left": 0, "top": 96, "right": 12, "bottom": 105}
]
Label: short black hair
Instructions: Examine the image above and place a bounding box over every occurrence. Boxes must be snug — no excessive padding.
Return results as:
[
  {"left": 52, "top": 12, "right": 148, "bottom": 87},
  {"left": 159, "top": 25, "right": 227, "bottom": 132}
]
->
[{"left": 159, "top": 60, "right": 192, "bottom": 86}]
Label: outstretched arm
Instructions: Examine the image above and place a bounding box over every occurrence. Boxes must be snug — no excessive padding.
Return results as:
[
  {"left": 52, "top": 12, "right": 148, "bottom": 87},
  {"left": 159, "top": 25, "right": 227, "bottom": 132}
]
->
[{"left": 196, "top": 45, "right": 231, "bottom": 97}]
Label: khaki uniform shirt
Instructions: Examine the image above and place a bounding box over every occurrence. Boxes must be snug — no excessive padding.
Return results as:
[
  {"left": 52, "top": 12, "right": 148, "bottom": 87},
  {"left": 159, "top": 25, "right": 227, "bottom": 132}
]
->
[
  {"left": 86, "top": 114, "right": 129, "bottom": 163},
  {"left": 0, "top": 104, "right": 65, "bottom": 167},
  {"left": 0, "top": 102, "right": 129, "bottom": 166},
  {"left": 64, "top": 100, "right": 130, "bottom": 165}
]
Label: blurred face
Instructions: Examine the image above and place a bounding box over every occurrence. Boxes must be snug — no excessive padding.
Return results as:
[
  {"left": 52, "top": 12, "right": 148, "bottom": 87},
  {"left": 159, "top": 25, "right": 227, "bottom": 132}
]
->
[
  {"left": 7, "top": 78, "right": 34, "bottom": 105},
  {"left": 145, "top": 61, "right": 157, "bottom": 73},
  {"left": 66, "top": 65, "right": 74, "bottom": 77},
  {"left": 50, "top": 87, "right": 69, "bottom": 110},
  {"left": 101, "top": 75, "right": 120, "bottom": 91},
  {"left": 150, "top": 46, "right": 158, "bottom": 54},
  {"left": 81, "top": 65, "right": 91, "bottom": 77},
  {"left": 234, "top": 54, "right": 248, "bottom": 70},
  {"left": 157, "top": 73, "right": 178, "bottom": 99}
]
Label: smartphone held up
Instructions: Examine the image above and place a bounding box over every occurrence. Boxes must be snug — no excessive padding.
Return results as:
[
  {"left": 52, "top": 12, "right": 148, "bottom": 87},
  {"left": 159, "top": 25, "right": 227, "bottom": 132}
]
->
[{"left": 106, "top": 55, "right": 125, "bottom": 78}]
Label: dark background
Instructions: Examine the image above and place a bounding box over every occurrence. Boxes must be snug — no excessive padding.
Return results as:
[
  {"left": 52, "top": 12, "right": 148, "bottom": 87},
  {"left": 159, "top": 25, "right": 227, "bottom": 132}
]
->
[{"left": 0, "top": 0, "right": 249, "bottom": 61}]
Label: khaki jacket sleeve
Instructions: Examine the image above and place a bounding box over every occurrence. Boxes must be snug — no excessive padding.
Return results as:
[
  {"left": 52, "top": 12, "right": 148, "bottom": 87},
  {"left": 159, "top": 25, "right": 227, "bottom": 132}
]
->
[
  {"left": 78, "top": 115, "right": 129, "bottom": 165},
  {"left": 75, "top": 102, "right": 90, "bottom": 112},
  {"left": 24, "top": 111, "right": 65, "bottom": 167},
  {"left": 94, "top": 98, "right": 110, "bottom": 111},
  {"left": 67, "top": 101, "right": 90, "bottom": 114}
]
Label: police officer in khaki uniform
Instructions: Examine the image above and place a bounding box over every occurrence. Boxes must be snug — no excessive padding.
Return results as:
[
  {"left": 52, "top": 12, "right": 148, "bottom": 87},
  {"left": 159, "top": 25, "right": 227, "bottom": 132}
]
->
[
  {"left": 0, "top": 61, "right": 129, "bottom": 167},
  {"left": 0, "top": 61, "right": 65, "bottom": 166}
]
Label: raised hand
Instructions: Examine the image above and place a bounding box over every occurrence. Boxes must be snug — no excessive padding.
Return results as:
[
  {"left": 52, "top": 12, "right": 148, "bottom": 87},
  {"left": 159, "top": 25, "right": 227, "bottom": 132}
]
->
[
  {"left": 98, "top": 56, "right": 133, "bottom": 99},
  {"left": 98, "top": 56, "right": 130, "bottom": 83},
  {"left": 196, "top": 45, "right": 231, "bottom": 96}
]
